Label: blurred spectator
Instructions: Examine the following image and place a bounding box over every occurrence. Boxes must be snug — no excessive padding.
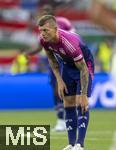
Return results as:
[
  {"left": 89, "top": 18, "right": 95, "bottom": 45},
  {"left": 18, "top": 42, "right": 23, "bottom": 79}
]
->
[
  {"left": 10, "top": 48, "right": 30, "bottom": 74},
  {"left": 110, "top": 41, "right": 116, "bottom": 82},
  {"left": 96, "top": 39, "right": 112, "bottom": 72},
  {"left": 88, "top": 0, "right": 116, "bottom": 33}
]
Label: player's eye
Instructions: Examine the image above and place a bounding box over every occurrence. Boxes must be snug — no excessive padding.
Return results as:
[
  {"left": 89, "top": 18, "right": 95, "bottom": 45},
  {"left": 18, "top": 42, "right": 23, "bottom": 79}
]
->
[
  {"left": 43, "top": 29, "right": 49, "bottom": 32},
  {"left": 39, "top": 28, "right": 50, "bottom": 35}
]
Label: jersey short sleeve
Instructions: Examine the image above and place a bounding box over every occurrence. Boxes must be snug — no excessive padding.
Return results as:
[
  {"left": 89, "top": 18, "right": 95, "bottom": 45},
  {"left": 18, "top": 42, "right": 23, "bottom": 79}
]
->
[{"left": 62, "top": 35, "right": 83, "bottom": 62}]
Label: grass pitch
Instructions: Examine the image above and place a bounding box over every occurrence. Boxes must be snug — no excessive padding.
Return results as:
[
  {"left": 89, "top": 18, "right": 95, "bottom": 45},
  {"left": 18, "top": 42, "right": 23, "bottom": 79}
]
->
[{"left": 0, "top": 109, "right": 116, "bottom": 150}]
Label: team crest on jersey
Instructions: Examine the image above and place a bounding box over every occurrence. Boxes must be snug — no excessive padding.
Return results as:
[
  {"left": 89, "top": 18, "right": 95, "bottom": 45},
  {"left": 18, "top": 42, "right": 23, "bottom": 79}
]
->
[{"left": 59, "top": 48, "right": 66, "bottom": 55}]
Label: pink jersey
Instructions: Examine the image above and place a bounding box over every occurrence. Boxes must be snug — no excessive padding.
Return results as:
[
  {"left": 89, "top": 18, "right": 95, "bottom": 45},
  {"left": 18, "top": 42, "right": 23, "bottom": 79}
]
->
[{"left": 40, "top": 29, "right": 94, "bottom": 78}]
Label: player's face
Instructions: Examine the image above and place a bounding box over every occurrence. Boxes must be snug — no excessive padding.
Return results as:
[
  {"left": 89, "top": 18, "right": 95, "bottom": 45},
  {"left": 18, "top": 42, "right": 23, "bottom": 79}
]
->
[{"left": 39, "top": 22, "right": 57, "bottom": 42}]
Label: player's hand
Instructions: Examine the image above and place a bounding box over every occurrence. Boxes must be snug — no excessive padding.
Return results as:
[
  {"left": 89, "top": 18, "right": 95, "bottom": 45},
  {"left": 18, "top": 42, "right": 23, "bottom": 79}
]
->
[
  {"left": 78, "top": 94, "right": 89, "bottom": 114},
  {"left": 57, "top": 79, "right": 68, "bottom": 100}
]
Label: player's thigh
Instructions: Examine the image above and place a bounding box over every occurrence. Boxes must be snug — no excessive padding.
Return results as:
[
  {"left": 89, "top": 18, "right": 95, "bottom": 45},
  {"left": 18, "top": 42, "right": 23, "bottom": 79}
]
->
[
  {"left": 62, "top": 66, "right": 77, "bottom": 96},
  {"left": 62, "top": 64, "right": 78, "bottom": 107},
  {"left": 62, "top": 76, "right": 77, "bottom": 107},
  {"left": 63, "top": 95, "right": 76, "bottom": 107}
]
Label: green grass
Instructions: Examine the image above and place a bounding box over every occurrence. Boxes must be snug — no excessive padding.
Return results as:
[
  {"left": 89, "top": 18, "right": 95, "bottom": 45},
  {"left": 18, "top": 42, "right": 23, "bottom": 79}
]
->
[{"left": 0, "top": 110, "right": 116, "bottom": 150}]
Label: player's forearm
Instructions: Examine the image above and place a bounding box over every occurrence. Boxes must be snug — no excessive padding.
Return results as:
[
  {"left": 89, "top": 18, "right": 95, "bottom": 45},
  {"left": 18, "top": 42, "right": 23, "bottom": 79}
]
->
[
  {"left": 48, "top": 59, "right": 62, "bottom": 81},
  {"left": 27, "top": 49, "right": 39, "bottom": 55},
  {"left": 80, "top": 66, "right": 89, "bottom": 95},
  {"left": 25, "top": 44, "right": 43, "bottom": 56},
  {"left": 75, "top": 59, "right": 89, "bottom": 95},
  {"left": 46, "top": 50, "right": 62, "bottom": 81},
  {"left": 26, "top": 48, "right": 41, "bottom": 56}
]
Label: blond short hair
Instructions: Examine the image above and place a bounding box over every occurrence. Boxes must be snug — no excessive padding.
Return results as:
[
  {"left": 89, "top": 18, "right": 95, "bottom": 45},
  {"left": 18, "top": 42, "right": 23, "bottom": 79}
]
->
[{"left": 37, "top": 15, "right": 57, "bottom": 27}]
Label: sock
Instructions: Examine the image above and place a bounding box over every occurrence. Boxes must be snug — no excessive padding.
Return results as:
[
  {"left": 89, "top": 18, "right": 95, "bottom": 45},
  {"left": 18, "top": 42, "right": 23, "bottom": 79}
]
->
[
  {"left": 56, "top": 97, "right": 64, "bottom": 119},
  {"left": 65, "top": 107, "right": 77, "bottom": 146},
  {"left": 77, "top": 106, "right": 89, "bottom": 147}
]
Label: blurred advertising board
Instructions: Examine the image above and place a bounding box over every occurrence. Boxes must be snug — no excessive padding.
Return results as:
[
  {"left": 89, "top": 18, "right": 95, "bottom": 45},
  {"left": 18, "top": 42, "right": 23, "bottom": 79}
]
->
[
  {"left": 90, "top": 73, "right": 116, "bottom": 109},
  {"left": 0, "top": 73, "right": 115, "bottom": 109}
]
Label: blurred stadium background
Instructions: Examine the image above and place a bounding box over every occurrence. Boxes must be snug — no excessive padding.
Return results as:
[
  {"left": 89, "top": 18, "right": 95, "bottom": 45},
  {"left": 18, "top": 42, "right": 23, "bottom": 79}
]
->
[{"left": 0, "top": 0, "right": 116, "bottom": 150}]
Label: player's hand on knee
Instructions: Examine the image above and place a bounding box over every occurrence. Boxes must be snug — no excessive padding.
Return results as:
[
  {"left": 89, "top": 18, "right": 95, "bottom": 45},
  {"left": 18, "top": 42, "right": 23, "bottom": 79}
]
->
[
  {"left": 79, "top": 95, "right": 89, "bottom": 114},
  {"left": 57, "top": 79, "right": 68, "bottom": 99}
]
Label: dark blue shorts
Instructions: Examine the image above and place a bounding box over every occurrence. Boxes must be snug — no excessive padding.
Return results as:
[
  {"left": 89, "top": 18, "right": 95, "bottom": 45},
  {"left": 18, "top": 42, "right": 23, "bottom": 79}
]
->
[{"left": 62, "top": 64, "right": 93, "bottom": 97}]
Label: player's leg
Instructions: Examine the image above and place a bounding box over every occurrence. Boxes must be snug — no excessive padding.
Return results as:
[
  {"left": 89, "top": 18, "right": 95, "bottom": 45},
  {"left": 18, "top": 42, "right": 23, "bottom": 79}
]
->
[
  {"left": 50, "top": 69, "right": 65, "bottom": 131},
  {"left": 63, "top": 95, "right": 78, "bottom": 150},
  {"left": 62, "top": 66, "right": 78, "bottom": 149},
  {"left": 54, "top": 84, "right": 66, "bottom": 131},
  {"left": 56, "top": 60, "right": 66, "bottom": 130},
  {"left": 52, "top": 84, "right": 66, "bottom": 131},
  {"left": 63, "top": 95, "right": 77, "bottom": 147},
  {"left": 74, "top": 74, "right": 92, "bottom": 149},
  {"left": 75, "top": 104, "right": 89, "bottom": 149}
]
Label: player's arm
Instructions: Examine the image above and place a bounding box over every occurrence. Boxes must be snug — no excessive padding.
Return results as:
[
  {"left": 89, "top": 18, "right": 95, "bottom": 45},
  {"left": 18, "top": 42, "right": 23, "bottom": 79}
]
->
[
  {"left": 75, "top": 59, "right": 89, "bottom": 95},
  {"left": 75, "top": 59, "right": 89, "bottom": 112},
  {"left": 25, "top": 44, "right": 43, "bottom": 56},
  {"left": 45, "top": 49, "right": 61, "bottom": 80},
  {"left": 45, "top": 49, "right": 68, "bottom": 99}
]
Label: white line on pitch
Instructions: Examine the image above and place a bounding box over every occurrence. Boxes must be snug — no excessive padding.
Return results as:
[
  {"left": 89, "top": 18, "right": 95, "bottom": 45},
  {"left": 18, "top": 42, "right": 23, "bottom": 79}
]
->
[{"left": 109, "top": 131, "right": 116, "bottom": 150}]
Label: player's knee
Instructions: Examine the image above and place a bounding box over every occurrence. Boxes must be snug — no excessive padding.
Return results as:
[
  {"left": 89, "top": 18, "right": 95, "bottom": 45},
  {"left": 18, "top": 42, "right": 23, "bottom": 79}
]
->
[{"left": 63, "top": 96, "right": 76, "bottom": 107}]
